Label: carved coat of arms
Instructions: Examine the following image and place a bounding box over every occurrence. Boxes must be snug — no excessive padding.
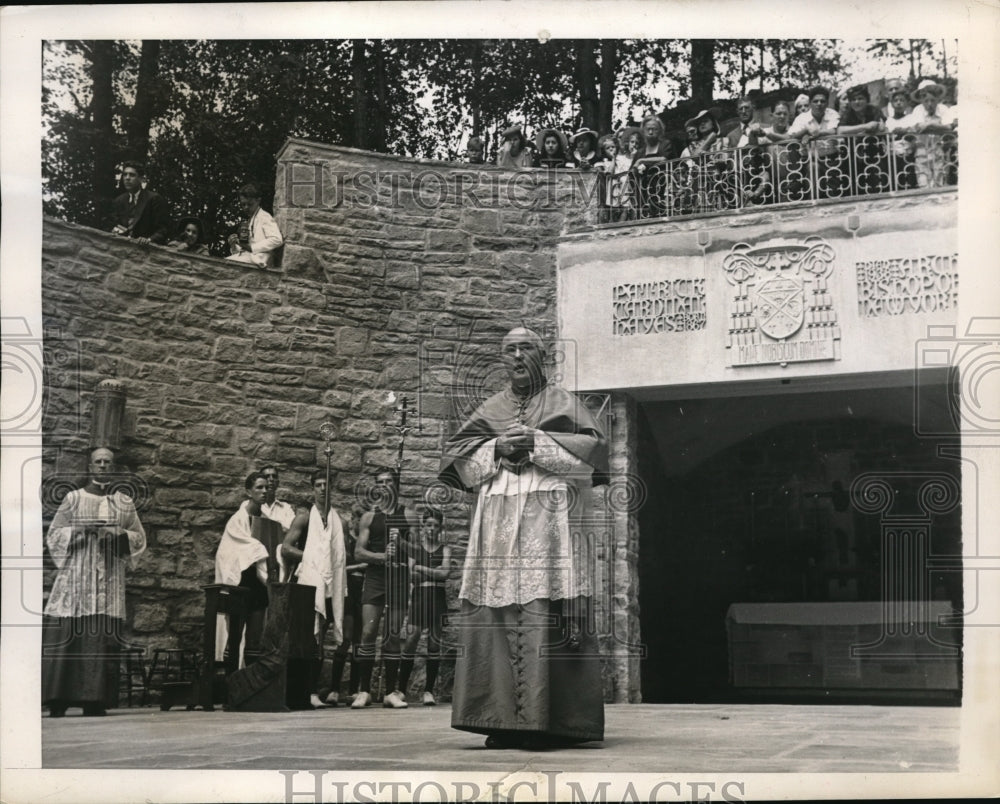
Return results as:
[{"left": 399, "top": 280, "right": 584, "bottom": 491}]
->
[{"left": 722, "top": 236, "right": 841, "bottom": 367}]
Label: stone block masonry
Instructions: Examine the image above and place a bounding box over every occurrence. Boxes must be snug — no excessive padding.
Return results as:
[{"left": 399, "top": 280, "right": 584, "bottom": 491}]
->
[{"left": 41, "top": 140, "right": 635, "bottom": 696}]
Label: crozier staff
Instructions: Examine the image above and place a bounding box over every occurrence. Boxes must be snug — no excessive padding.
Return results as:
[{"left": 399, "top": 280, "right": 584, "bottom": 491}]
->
[
  {"left": 439, "top": 327, "right": 609, "bottom": 750},
  {"left": 43, "top": 447, "right": 147, "bottom": 717}
]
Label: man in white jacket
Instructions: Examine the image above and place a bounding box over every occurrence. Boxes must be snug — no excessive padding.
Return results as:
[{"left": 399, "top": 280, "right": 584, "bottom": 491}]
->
[
  {"left": 226, "top": 182, "right": 284, "bottom": 267},
  {"left": 281, "top": 470, "right": 347, "bottom": 708}
]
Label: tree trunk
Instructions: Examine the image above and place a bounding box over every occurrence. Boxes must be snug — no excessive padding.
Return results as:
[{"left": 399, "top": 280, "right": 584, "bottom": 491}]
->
[
  {"left": 282, "top": 42, "right": 307, "bottom": 138},
  {"left": 470, "top": 40, "right": 482, "bottom": 136},
  {"left": 598, "top": 40, "right": 618, "bottom": 134},
  {"left": 758, "top": 40, "right": 765, "bottom": 92},
  {"left": 126, "top": 40, "right": 160, "bottom": 165},
  {"left": 90, "top": 40, "right": 116, "bottom": 228},
  {"left": 372, "top": 41, "right": 388, "bottom": 153},
  {"left": 739, "top": 41, "right": 746, "bottom": 96},
  {"left": 690, "top": 39, "right": 715, "bottom": 107},
  {"left": 575, "top": 40, "right": 599, "bottom": 131},
  {"left": 351, "top": 40, "right": 368, "bottom": 149}
]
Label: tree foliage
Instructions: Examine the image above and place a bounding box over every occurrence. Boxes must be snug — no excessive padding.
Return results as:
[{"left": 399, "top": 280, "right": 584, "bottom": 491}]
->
[
  {"left": 866, "top": 39, "right": 957, "bottom": 82},
  {"left": 44, "top": 38, "right": 927, "bottom": 251}
]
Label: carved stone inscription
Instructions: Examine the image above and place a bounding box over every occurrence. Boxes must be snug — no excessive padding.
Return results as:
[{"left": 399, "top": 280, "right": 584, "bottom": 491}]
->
[
  {"left": 723, "top": 236, "right": 841, "bottom": 368},
  {"left": 856, "top": 254, "right": 958, "bottom": 318},
  {"left": 612, "top": 279, "right": 707, "bottom": 336}
]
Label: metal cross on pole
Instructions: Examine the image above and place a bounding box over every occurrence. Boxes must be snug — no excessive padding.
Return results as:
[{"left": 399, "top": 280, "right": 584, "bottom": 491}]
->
[
  {"left": 319, "top": 421, "right": 336, "bottom": 525},
  {"left": 376, "top": 392, "right": 420, "bottom": 703},
  {"left": 383, "top": 393, "right": 420, "bottom": 483}
]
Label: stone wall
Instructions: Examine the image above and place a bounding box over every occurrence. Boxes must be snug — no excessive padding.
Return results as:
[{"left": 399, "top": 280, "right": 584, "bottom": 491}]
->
[{"left": 40, "top": 142, "right": 632, "bottom": 695}]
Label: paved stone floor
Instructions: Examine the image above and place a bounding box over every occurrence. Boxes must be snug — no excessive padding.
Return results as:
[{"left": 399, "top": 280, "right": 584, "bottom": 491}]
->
[{"left": 41, "top": 702, "right": 959, "bottom": 773}]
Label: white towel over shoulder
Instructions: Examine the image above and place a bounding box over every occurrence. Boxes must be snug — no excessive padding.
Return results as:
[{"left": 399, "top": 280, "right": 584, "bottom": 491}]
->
[{"left": 297, "top": 505, "right": 347, "bottom": 645}]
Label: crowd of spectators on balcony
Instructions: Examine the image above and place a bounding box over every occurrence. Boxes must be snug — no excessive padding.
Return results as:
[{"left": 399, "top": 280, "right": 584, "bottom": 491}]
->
[
  {"left": 469, "top": 76, "right": 958, "bottom": 220},
  {"left": 100, "top": 75, "right": 958, "bottom": 256}
]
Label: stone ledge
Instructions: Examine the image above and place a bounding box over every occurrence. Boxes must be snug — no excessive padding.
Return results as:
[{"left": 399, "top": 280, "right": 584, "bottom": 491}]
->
[
  {"left": 43, "top": 216, "right": 283, "bottom": 273},
  {"left": 558, "top": 187, "right": 958, "bottom": 243}
]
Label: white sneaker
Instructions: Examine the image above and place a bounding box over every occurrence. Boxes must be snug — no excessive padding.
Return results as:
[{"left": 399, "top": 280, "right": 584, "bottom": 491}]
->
[
  {"left": 383, "top": 690, "right": 408, "bottom": 709},
  {"left": 310, "top": 694, "right": 329, "bottom": 709},
  {"left": 324, "top": 691, "right": 340, "bottom": 706},
  {"left": 351, "top": 691, "right": 372, "bottom": 709},
  {"left": 422, "top": 691, "right": 436, "bottom": 706}
]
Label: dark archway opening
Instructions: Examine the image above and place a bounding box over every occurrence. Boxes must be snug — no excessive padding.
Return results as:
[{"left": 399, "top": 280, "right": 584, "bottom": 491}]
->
[{"left": 637, "top": 378, "right": 962, "bottom": 704}]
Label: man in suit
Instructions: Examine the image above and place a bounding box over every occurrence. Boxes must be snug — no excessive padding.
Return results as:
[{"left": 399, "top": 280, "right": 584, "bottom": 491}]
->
[
  {"left": 726, "top": 97, "right": 757, "bottom": 149},
  {"left": 110, "top": 161, "right": 171, "bottom": 245}
]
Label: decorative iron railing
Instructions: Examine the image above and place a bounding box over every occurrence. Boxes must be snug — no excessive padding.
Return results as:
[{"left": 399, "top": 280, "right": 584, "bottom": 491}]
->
[{"left": 596, "top": 132, "right": 957, "bottom": 224}]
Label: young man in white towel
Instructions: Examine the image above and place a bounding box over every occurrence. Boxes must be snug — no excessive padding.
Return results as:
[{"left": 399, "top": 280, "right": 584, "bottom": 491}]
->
[{"left": 281, "top": 470, "right": 347, "bottom": 708}]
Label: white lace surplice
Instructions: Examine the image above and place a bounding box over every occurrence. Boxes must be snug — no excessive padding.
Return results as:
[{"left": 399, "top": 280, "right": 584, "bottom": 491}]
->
[
  {"left": 457, "top": 431, "right": 595, "bottom": 608},
  {"left": 44, "top": 489, "right": 146, "bottom": 619}
]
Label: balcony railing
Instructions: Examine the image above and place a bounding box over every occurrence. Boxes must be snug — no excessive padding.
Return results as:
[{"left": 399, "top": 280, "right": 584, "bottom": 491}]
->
[{"left": 596, "top": 132, "right": 957, "bottom": 224}]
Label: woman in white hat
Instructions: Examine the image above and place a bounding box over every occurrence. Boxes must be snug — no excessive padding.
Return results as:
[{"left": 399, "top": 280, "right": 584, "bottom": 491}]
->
[
  {"left": 680, "top": 109, "right": 721, "bottom": 158},
  {"left": 901, "top": 79, "right": 956, "bottom": 134},
  {"left": 898, "top": 79, "right": 957, "bottom": 188},
  {"left": 570, "top": 128, "right": 600, "bottom": 169}
]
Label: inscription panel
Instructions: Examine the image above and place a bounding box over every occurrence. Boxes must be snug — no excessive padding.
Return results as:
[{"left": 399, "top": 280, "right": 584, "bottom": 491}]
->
[
  {"left": 856, "top": 254, "right": 958, "bottom": 318},
  {"left": 612, "top": 279, "right": 707, "bottom": 336}
]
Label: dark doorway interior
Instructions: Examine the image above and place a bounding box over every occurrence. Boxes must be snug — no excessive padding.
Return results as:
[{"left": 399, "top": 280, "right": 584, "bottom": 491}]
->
[{"left": 636, "top": 378, "right": 962, "bottom": 703}]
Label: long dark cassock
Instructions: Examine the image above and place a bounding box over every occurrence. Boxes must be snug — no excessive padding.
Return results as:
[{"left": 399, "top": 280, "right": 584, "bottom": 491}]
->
[{"left": 439, "top": 381, "right": 609, "bottom": 743}]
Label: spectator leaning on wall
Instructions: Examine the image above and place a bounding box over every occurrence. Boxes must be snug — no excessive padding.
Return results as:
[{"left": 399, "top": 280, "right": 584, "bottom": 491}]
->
[
  {"left": 109, "top": 161, "right": 171, "bottom": 245},
  {"left": 226, "top": 183, "right": 284, "bottom": 267}
]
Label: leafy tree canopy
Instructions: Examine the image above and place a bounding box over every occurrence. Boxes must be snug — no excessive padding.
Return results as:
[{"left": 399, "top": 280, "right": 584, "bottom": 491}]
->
[{"left": 42, "top": 38, "right": 954, "bottom": 253}]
